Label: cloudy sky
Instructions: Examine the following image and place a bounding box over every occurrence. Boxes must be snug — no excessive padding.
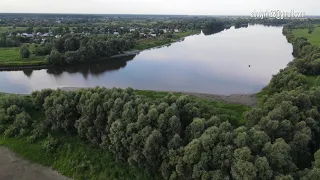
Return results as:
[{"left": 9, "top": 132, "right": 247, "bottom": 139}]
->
[{"left": 0, "top": 0, "right": 318, "bottom": 15}]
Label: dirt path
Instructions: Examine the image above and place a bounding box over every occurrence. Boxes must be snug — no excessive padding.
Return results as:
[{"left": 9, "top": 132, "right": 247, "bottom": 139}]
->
[{"left": 0, "top": 147, "right": 70, "bottom": 180}]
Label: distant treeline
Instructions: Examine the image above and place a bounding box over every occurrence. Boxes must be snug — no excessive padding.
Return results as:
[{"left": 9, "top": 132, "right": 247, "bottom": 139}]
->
[
  {"left": 282, "top": 22, "right": 320, "bottom": 76},
  {"left": 44, "top": 34, "right": 135, "bottom": 65}
]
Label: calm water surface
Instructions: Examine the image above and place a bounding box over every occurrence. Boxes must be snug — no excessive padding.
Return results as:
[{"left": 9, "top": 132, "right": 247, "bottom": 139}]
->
[{"left": 0, "top": 25, "right": 293, "bottom": 95}]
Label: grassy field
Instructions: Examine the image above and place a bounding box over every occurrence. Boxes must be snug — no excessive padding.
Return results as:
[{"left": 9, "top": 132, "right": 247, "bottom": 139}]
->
[
  {"left": 133, "top": 38, "right": 173, "bottom": 50},
  {"left": 175, "top": 30, "right": 201, "bottom": 38},
  {"left": 0, "top": 47, "right": 47, "bottom": 67},
  {"left": 136, "top": 90, "right": 250, "bottom": 126},
  {"left": 293, "top": 26, "right": 320, "bottom": 46},
  {"left": 0, "top": 26, "right": 26, "bottom": 33}
]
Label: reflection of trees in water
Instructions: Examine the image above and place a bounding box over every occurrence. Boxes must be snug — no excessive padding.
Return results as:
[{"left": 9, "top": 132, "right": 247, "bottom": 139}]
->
[
  {"left": 202, "top": 27, "right": 226, "bottom": 36},
  {"left": 23, "top": 70, "right": 33, "bottom": 77},
  {"left": 235, "top": 23, "right": 249, "bottom": 29},
  {"left": 46, "top": 54, "right": 136, "bottom": 79}
]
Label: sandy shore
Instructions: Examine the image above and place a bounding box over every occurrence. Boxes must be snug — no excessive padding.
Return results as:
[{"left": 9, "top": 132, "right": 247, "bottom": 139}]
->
[
  {"left": 61, "top": 87, "right": 257, "bottom": 106},
  {"left": 0, "top": 147, "right": 69, "bottom": 180}
]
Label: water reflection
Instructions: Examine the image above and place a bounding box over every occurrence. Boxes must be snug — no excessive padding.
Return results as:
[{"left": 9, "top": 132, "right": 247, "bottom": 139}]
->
[
  {"left": 0, "top": 25, "right": 293, "bottom": 95},
  {"left": 46, "top": 54, "right": 136, "bottom": 78},
  {"left": 202, "top": 28, "right": 225, "bottom": 36},
  {"left": 23, "top": 70, "right": 33, "bottom": 77}
]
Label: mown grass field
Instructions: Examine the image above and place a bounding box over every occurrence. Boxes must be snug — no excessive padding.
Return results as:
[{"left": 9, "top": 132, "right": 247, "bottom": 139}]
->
[
  {"left": 0, "top": 26, "right": 26, "bottom": 33},
  {"left": 0, "top": 47, "right": 47, "bottom": 66},
  {"left": 293, "top": 26, "right": 320, "bottom": 46}
]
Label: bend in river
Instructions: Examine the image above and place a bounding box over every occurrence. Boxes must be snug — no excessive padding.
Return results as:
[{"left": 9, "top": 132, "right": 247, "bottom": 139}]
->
[{"left": 0, "top": 25, "right": 293, "bottom": 95}]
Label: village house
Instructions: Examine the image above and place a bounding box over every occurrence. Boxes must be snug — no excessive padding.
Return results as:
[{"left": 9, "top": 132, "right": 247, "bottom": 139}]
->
[
  {"left": 42, "top": 32, "right": 53, "bottom": 38},
  {"left": 140, "top": 33, "right": 146, "bottom": 37},
  {"left": 150, "top": 33, "right": 157, "bottom": 38},
  {"left": 21, "top": 33, "right": 34, "bottom": 38}
]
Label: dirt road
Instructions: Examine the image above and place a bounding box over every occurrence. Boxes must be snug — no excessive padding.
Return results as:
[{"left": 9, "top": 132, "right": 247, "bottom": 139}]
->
[{"left": 0, "top": 147, "right": 70, "bottom": 180}]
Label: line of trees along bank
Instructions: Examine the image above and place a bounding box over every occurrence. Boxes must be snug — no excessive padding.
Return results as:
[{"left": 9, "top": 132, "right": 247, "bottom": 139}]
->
[
  {"left": 1, "top": 85, "right": 320, "bottom": 179},
  {"left": 45, "top": 34, "right": 135, "bottom": 65},
  {"left": 282, "top": 23, "right": 320, "bottom": 75}
]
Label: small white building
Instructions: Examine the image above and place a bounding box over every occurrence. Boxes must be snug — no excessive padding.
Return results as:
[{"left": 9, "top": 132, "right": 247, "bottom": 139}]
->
[
  {"left": 140, "top": 33, "right": 146, "bottom": 37},
  {"left": 22, "top": 33, "right": 33, "bottom": 38},
  {"left": 150, "top": 34, "right": 157, "bottom": 37},
  {"left": 130, "top": 29, "right": 136, "bottom": 32},
  {"left": 114, "top": 32, "right": 120, "bottom": 35},
  {"left": 174, "top": 29, "right": 179, "bottom": 33},
  {"left": 42, "top": 33, "right": 53, "bottom": 37}
]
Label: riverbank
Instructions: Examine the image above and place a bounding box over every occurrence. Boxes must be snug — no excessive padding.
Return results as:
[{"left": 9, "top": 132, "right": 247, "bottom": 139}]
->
[
  {"left": 0, "top": 87, "right": 249, "bottom": 180},
  {"left": 0, "top": 32, "right": 198, "bottom": 71},
  {"left": 0, "top": 50, "right": 139, "bottom": 71},
  {"left": 0, "top": 87, "right": 257, "bottom": 107},
  {"left": 61, "top": 87, "right": 257, "bottom": 106}
]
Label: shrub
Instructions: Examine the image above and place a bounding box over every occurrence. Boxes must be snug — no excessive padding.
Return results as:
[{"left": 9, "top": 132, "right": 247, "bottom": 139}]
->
[
  {"left": 20, "top": 45, "right": 31, "bottom": 58},
  {"left": 41, "top": 134, "right": 59, "bottom": 154}
]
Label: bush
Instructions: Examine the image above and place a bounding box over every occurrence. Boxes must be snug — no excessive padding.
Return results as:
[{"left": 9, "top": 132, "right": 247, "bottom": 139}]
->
[
  {"left": 20, "top": 45, "right": 31, "bottom": 59},
  {"left": 0, "top": 125, "right": 5, "bottom": 134},
  {"left": 4, "top": 125, "right": 18, "bottom": 137},
  {"left": 41, "top": 134, "right": 59, "bottom": 154},
  {"left": 34, "top": 43, "right": 53, "bottom": 56}
]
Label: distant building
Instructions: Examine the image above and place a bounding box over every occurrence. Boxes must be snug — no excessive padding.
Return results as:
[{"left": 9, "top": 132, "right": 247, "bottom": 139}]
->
[
  {"left": 150, "top": 33, "right": 157, "bottom": 37},
  {"left": 174, "top": 29, "right": 179, "bottom": 33},
  {"left": 42, "top": 33, "right": 53, "bottom": 37},
  {"left": 140, "top": 33, "right": 146, "bottom": 37},
  {"left": 130, "top": 29, "right": 136, "bottom": 32},
  {"left": 113, "top": 32, "right": 120, "bottom": 35},
  {"left": 21, "top": 33, "right": 33, "bottom": 38}
]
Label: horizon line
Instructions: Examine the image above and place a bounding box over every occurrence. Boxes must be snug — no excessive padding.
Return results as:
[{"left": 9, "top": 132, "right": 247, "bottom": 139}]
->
[{"left": 0, "top": 12, "right": 319, "bottom": 17}]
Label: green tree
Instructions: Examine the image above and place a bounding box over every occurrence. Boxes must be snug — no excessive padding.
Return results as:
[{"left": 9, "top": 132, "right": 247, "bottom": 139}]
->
[{"left": 20, "top": 45, "right": 30, "bottom": 59}]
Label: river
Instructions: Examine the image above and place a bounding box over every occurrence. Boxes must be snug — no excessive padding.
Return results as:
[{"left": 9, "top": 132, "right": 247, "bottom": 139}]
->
[{"left": 0, "top": 24, "right": 293, "bottom": 95}]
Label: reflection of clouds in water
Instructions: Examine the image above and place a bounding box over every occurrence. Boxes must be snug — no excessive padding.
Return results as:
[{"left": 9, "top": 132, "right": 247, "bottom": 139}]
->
[
  {"left": 136, "top": 24, "right": 292, "bottom": 88},
  {"left": 0, "top": 25, "right": 293, "bottom": 95}
]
